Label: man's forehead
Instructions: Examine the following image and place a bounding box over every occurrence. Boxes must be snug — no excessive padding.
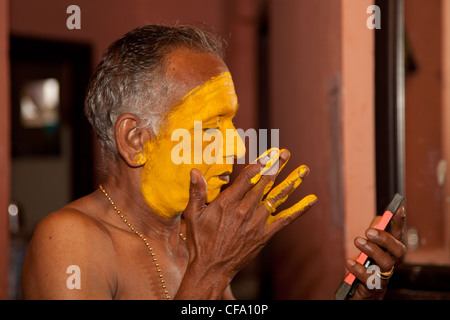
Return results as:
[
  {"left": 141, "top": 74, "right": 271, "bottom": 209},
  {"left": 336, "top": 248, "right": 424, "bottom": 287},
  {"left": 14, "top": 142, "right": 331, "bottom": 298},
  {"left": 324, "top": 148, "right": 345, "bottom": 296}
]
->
[
  {"left": 167, "top": 71, "right": 238, "bottom": 122},
  {"left": 165, "top": 47, "right": 229, "bottom": 94}
]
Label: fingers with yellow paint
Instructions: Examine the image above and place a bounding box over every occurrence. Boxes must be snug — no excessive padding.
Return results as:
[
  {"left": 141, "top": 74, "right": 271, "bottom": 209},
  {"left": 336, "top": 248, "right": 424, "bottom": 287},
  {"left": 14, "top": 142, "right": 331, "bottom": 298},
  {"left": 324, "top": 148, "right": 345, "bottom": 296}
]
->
[
  {"left": 250, "top": 148, "right": 281, "bottom": 185},
  {"left": 249, "top": 148, "right": 292, "bottom": 188},
  {"left": 261, "top": 149, "right": 290, "bottom": 195},
  {"left": 266, "top": 194, "right": 318, "bottom": 227},
  {"left": 263, "top": 164, "right": 310, "bottom": 214}
]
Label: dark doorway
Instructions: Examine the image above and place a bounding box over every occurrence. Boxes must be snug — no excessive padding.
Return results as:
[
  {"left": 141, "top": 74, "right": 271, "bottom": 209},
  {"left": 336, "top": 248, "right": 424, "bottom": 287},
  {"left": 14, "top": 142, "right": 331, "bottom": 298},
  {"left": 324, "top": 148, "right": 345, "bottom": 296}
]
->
[{"left": 9, "top": 36, "right": 93, "bottom": 299}]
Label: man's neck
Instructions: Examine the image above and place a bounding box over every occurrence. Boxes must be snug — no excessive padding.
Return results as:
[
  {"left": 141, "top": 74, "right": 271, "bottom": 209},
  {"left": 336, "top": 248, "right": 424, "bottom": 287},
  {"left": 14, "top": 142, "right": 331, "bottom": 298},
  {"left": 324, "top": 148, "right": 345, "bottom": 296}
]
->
[{"left": 101, "top": 165, "right": 183, "bottom": 246}]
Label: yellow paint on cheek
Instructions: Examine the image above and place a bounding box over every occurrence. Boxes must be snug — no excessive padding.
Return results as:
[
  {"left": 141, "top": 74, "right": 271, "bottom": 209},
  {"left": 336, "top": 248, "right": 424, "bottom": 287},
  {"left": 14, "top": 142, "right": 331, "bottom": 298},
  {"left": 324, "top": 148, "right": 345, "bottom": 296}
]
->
[
  {"left": 139, "top": 72, "right": 237, "bottom": 218},
  {"left": 140, "top": 138, "right": 191, "bottom": 218},
  {"left": 266, "top": 194, "right": 318, "bottom": 226}
]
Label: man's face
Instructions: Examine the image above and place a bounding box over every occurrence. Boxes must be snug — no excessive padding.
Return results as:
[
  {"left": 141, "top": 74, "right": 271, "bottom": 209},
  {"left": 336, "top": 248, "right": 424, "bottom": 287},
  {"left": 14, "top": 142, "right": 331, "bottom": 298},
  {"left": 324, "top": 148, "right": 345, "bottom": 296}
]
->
[{"left": 139, "top": 65, "right": 246, "bottom": 218}]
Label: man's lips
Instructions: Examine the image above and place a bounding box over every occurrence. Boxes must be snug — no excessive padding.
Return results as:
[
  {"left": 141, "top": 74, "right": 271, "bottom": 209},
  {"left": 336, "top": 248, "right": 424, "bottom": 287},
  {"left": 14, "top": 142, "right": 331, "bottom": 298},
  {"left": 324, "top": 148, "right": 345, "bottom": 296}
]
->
[{"left": 216, "top": 171, "right": 231, "bottom": 183}]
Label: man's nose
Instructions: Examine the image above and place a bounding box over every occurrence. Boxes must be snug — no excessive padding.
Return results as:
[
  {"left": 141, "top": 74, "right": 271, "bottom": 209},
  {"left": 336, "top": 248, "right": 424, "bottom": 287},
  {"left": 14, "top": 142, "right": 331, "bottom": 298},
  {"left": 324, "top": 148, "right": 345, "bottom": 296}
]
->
[{"left": 224, "top": 127, "right": 246, "bottom": 161}]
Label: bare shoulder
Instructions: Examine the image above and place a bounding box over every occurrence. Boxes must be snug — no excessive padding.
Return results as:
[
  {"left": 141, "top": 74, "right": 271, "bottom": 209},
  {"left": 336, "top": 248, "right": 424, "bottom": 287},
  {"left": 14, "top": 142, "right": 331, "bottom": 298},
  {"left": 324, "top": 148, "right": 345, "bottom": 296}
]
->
[
  {"left": 21, "top": 195, "right": 116, "bottom": 299},
  {"left": 27, "top": 203, "right": 113, "bottom": 255}
]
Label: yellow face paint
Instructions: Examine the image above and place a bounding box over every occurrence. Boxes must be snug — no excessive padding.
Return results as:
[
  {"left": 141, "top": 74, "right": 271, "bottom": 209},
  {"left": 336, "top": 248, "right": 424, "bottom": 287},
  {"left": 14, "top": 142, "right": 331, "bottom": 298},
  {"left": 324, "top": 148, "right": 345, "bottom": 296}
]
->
[
  {"left": 140, "top": 72, "right": 246, "bottom": 218},
  {"left": 135, "top": 151, "right": 146, "bottom": 166}
]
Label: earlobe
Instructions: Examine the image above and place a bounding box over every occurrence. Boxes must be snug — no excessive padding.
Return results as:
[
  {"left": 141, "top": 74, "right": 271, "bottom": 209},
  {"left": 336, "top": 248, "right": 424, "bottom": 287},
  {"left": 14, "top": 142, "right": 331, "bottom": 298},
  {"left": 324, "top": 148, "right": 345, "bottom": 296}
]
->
[
  {"left": 134, "top": 150, "right": 147, "bottom": 166},
  {"left": 115, "top": 113, "right": 150, "bottom": 167}
]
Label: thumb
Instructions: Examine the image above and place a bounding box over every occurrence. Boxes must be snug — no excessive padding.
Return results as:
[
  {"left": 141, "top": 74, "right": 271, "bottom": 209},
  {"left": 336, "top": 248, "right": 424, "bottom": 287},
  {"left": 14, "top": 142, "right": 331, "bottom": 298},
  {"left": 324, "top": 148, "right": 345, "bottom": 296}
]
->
[{"left": 184, "top": 168, "right": 207, "bottom": 219}]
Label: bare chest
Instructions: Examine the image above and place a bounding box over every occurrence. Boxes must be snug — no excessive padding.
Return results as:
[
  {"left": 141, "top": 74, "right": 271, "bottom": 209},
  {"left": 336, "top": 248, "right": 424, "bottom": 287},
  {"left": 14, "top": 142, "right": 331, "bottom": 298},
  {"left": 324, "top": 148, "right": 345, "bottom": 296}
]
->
[{"left": 108, "top": 232, "right": 188, "bottom": 300}]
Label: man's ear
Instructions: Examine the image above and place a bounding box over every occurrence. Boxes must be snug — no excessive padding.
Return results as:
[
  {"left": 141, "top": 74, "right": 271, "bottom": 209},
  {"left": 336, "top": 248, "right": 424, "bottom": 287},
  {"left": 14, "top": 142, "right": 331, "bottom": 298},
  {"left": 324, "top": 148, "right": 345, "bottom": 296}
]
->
[{"left": 115, "top": 113, "right": 151, "bottom": 167}]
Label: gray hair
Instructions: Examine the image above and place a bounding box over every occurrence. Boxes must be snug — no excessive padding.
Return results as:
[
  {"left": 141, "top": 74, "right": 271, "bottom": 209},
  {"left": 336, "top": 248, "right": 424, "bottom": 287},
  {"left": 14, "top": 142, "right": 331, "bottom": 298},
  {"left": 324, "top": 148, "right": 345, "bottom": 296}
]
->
[{"left": 84, "top": 24, "right": 227, "bottom": 162}]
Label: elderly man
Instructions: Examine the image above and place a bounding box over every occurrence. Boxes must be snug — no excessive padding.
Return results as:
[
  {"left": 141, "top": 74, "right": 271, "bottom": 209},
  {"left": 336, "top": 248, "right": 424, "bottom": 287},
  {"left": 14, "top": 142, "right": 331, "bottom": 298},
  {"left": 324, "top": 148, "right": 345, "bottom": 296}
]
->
[{"left": 21, "top": 24, "right": 405, "bottom": 300}]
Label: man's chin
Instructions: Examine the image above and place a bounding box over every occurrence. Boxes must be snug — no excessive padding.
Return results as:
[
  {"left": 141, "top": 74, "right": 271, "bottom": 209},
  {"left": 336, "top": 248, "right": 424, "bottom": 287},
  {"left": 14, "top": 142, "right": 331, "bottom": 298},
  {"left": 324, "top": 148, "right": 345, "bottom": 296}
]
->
[{"left": 206, "top": 188, "right": 221, "bottom": 204}]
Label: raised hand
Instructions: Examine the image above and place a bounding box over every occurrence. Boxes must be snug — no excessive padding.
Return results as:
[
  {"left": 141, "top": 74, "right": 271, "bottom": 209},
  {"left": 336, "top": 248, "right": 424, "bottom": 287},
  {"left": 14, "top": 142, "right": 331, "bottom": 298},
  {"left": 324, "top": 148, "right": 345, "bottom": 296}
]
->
[{"left": 177, "top": 149, "right": 317, "bottom": 299}]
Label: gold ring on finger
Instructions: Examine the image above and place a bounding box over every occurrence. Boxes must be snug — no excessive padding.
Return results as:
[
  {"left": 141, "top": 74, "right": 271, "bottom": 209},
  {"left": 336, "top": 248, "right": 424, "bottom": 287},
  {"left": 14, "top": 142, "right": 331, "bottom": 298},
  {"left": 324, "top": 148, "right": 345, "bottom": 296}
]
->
[
  {"left": 377, "top": 266, "right": 394, "bottom": 280},
  {"left": 264, "top": 199, "right": 276, "bottom": 214}
]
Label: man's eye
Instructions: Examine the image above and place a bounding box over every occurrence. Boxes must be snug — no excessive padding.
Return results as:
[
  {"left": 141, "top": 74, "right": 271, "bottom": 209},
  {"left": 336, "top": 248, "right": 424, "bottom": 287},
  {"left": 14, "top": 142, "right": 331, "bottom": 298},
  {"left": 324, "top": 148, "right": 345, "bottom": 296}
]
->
[
  {"left": 203, "top": 117, "right": 221, "bottom": 131},
  {"left": 203, "top": 127, "right": 219, "bottom": 132}
]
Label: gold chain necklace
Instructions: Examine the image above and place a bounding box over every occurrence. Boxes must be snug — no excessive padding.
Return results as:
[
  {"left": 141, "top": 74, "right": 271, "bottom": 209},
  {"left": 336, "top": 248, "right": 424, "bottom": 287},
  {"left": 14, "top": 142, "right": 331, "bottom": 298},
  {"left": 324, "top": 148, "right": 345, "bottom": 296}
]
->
[{"left": 99, "top": 184, "right": 186, "bottom": 300}]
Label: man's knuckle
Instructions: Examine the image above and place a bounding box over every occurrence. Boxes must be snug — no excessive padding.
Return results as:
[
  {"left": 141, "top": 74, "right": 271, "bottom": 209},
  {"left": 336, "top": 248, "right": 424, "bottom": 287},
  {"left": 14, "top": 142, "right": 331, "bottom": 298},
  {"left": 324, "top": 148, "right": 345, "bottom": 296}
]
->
[
  {"left": 217, "top": 195, "right": 230, "bottom": 210},
  {"left": 190, "top": 188, "right": 201, "bottom": 200},
  {"left": 260, "top": 173, "right": 276, "bottom": 184},
  {"left": 380, "top": 258, "right": 395, "bottom": 271},
  {"left": 243, "top": 165, "right": 259, "bottom": 180},
  {"left": 235, "top": 205, "right": 249, "bottom": 217},
  {"left": 397, "top": 242, "right": 407, "bottom": 258}
]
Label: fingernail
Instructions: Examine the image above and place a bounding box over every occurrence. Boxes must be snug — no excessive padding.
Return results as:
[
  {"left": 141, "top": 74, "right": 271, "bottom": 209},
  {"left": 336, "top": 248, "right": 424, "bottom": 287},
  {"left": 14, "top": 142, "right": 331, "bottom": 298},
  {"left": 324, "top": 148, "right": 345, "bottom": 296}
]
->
[
  {"left": 280, "top": 149, "right": 290, "bottom": 161},
  {"left": 298, "top": 165, "right": 310, "bottom": 179},
  {"left": 347, "top": 259, "right": 356, "bottom": 266},
  {"left": 190, "top": 171, "right": 198, "bottom": 184},
  {"left": 356, "top": 237, "right": 367, "bottom": 246},
  {"left": 366, "top": 228, "right": 378, "bottom": 238},
  {"left": 260, "top": 148, "right": 279, "bottom": 166},
  {"left": 259, "top": 150, "right": 281, "bottom": 177},
  {"left": 307, "top": 194, "right": 318, "bottom": 206}
]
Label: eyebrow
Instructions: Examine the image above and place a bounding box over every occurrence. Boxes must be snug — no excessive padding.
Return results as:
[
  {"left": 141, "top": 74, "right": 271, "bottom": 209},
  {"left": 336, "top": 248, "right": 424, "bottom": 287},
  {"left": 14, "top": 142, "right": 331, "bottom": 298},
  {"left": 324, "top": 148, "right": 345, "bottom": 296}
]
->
[{"left": 202, "top": 100, "right": 238, "bottom": 123}]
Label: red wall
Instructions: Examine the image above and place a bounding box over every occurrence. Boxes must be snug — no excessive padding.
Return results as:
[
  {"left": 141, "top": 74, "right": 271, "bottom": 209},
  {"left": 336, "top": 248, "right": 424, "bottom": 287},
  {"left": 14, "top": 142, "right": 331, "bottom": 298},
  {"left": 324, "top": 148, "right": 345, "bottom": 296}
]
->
[
  {"left": 268, "top": 0, "right": 375, "bottom": 299},
  {"left": 5, "top": 0, "right": 376, "bottom": 299},
  {"left": 0, "top": 0, "right": 11, "bottom": 300},
  {"left": 404, "top": 0, "right": 444, "bottom": 250}
]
